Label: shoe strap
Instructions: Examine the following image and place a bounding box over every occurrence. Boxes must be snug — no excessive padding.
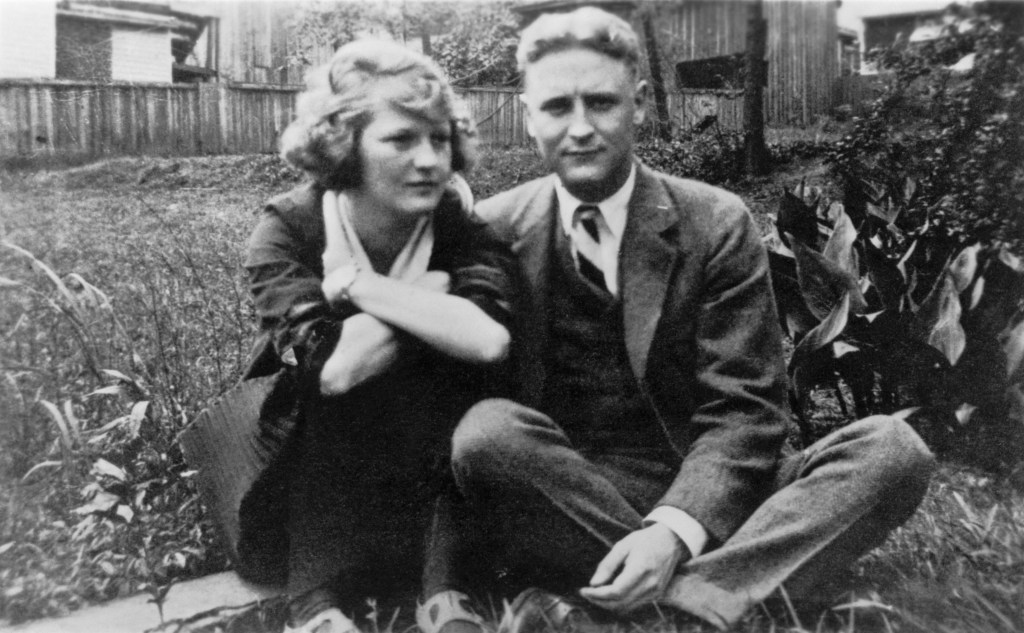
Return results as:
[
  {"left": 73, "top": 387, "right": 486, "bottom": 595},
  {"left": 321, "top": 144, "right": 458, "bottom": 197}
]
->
[
  {"left": 283, "top": 607, "right": 358, "bottom": 633},
  {"left": 417, "top": 590, "right": 486, "bottom": 633}
]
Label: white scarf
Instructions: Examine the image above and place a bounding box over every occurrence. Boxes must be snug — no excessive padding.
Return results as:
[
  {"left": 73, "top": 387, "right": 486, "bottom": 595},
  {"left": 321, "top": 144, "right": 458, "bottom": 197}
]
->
[{"left": 321, "top": 190, "right": 435, "bottom": 280}]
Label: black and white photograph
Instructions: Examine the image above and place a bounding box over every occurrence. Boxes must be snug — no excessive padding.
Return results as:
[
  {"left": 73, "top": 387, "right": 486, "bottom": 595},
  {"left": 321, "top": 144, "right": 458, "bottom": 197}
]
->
[{"left": 1, "top": 1, "right": 1021, "bottom": 632}]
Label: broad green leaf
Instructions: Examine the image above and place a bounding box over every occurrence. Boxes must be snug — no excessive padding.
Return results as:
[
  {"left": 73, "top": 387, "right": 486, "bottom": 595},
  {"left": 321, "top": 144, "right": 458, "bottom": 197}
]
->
[
  {"left": 791, "top": 239, "right": 867, "bottom": 321},
  {"left": 92, "top": 458, "right": 126, "bottom": 482},
  {"left": 792, "top": 292, "right": 852, "bottom": 364},
  {"left": 897, "top": 240, "right": 918, "bottom": 282},
  {"left": 72, "top": 490, "right": 120, "bottom": 516},
  {"left": 822, "top": 205, "right": 859, "bottom": 278},
  {"left": 768, "top": 250, "right": 818, "bottom": 338},
  {"left": 866, "top": 201, "right": 900, "bottom": 225},
  {"left": 1002, "top": 317, "right": 1024, "bottom": 379},
  {"left": 947, "top": 244, "right": 980, "bottom": 293},
  {"left": 824, "top": 201, "right": 845, "bottom": 224},
  {"left": 777, "top": 189, "right": 819, "bottom": 249},
  {"left": 998, "top": 248, "right": 1024, "bottom": 273},
  {"left": 833, "top": 341, "right": 859, "bottom": 358},
  {"left": 115, "top": 505, "right": 134, "bottom": 523},
  {"left": 38, "top": 400, "right": 74, "bottom": 454},
  {"left": 969, "top": 275, "right": 985, "bottom": 309},
  {"left": 863, "top": 241, "right": 904, "bottom": 309},
  {"left": 915, "top": 274, "right": 966, "bottom": 366},
  {"left": 903, "top": 177, "right": 917, "bottom": 203}
]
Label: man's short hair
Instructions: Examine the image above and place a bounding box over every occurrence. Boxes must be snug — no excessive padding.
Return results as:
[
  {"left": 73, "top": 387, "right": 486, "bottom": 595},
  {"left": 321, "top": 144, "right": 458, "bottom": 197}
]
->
[{"left": 516, "top": 7, "right": 641, "bottom": 78}]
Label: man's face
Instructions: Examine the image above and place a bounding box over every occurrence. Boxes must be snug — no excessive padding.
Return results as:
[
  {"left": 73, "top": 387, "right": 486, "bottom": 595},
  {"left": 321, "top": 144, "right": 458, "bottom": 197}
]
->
[{"left": 521, "top": 47, "right": 646, "bottom": 202}]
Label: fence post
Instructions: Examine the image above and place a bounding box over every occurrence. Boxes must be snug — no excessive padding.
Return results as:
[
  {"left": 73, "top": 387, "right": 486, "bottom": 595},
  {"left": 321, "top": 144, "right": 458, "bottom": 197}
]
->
[{"left": 199, "top": 83, "right": 221, "bottom": 155}]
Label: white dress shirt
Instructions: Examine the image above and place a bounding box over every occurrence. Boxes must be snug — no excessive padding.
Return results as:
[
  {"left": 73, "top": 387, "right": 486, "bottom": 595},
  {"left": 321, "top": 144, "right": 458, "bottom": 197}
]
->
[{"left": 552, "top": 166, "right": 709, "bottom": 559}]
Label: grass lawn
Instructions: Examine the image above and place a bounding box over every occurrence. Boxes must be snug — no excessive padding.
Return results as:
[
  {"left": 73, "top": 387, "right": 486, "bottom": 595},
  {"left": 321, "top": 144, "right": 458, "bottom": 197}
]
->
[{"left": 0, "top": 149, "right": 1021, "bottom": 632}]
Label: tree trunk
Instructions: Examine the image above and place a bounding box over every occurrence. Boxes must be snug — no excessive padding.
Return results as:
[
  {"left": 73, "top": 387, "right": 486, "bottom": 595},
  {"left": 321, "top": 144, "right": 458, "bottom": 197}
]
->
[
  {"left": 744, "top": 0, "right": 770, "bottom": 175},
  {"left": 421, "top": 31, "right": 432, "bottom": 58},
  {"left": 642, "top": 12, "right": 671, "bottom": 141}
]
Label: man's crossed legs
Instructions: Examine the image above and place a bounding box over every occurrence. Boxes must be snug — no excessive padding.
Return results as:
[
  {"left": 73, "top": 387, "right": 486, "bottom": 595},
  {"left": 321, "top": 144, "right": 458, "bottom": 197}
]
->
[{"left": 424, "top": 398, "right": 935, "bottom": 630}]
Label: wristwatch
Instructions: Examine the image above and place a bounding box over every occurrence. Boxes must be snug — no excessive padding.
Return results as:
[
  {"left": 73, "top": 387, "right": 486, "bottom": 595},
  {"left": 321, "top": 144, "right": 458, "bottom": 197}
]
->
[{"left": 332, "top": 263, "right": 361, "bottom": 305}]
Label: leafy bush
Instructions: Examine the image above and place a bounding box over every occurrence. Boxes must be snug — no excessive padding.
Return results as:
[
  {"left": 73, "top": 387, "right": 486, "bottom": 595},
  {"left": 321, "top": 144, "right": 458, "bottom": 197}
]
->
[
  {"left": 635, "top": 128, "right": 745, "bottom": 184},
  {"left": 287, "top": 1, "right": 520, "bottom": 88},
  {"left": 827, "top": 3, "right": 1024, "bottom": 255},
  {"left": 768, "top": 178, "right": 1024, "bottom": 472},
  {"left": 636, "top": 126, "right": 834, "bottom": 185},
  {"left": 765, "top": 4, "right": 1024, "bottom": 474}
]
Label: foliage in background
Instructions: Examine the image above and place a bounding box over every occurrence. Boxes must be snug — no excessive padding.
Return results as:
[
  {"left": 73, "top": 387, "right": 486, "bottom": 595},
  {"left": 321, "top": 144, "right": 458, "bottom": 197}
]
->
[
  {"left": 287, "top": 1, "right": 520, "bottom": 88},
  {"left": 635, "top": 127, "right": 746, "bottom": 185},
  {"left": 768, "top": 180, "right": 1024, "bottom": 471},
  {"left": 767, "top": 3, "right": 1024, "bottom": 472},
  {"left": 827, "top": 3, "right": 1024, "bottom": 256},
  {"left": 430, "top": 2, "right": 519, "bottom": 87},
  {"left": 0, "top": 161, "right": 266, "bottom": 622},
  {"left": 635, "top": 124, "right": 833, "bottom": 186}
]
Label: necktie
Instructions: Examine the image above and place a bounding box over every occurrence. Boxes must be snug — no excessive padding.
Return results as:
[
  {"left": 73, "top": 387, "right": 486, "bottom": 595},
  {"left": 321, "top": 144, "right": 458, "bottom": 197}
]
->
[{"left": 573, "top": 204, "right": 607, "bottom": 291}]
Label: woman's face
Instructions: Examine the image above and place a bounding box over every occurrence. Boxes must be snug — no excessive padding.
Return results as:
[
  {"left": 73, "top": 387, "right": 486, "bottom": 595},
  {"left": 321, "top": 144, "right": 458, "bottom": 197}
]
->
[{"left": 352, "top": 102, "right": 453, "bottom": 221}]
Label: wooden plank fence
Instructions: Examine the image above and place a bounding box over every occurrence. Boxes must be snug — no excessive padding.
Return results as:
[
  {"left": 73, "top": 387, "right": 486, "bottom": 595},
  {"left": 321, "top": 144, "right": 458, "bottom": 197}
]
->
[
  {"left": 0, "top": 79, "right": 298, "bottom": 161},
  {"left": 0, "top": 77, "right": 878, "bottom": 162}
]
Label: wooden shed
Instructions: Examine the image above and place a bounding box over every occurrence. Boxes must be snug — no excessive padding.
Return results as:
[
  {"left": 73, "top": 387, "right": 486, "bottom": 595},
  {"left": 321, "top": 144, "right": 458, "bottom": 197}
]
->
[
  {"left": 177, "top": 0, "right": 843, "bottom": 130},
  {"left": 642, "top": 0, "right": 841, "bottom": 129}
]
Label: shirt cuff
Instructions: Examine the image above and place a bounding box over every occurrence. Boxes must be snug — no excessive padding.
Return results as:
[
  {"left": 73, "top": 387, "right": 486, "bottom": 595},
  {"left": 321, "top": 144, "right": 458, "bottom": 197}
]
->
[{"left": 643, "top": 505, "right": 708, "bottom": 559}]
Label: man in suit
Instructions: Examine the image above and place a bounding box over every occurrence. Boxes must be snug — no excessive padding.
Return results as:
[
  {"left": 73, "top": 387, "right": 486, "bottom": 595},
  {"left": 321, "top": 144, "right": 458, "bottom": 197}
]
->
[{"left": 415, "top": 7, "right": 935, "bottom": 633}]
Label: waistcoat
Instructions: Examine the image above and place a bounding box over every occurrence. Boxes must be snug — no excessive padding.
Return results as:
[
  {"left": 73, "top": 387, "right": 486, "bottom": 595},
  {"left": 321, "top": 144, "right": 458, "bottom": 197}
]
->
[{"left": 540, "top": 221, "right": 667, "bottom": 453}]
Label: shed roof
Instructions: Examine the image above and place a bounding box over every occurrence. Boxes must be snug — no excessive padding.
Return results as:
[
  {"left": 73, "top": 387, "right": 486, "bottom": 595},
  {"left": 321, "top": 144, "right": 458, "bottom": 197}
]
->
[{"left": 57, "top": 4, "right": 186, "bottom": 30}]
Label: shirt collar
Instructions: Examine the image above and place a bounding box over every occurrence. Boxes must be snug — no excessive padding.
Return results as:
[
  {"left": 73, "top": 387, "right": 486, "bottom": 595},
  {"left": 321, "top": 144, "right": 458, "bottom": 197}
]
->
[{"left": 555, "top": 163, "right": 636, "bottom": 240}]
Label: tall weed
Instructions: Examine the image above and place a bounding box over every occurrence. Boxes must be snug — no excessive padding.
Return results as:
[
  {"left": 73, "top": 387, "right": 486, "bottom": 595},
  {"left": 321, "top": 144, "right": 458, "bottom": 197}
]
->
[{"left": 0, "top": 174, "right": 259, "bottom": 621}]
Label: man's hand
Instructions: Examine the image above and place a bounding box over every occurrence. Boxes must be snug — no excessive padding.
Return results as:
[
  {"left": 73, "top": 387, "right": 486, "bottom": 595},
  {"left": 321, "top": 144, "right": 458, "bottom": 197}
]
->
[{"left": 578, "top": 523, "right": 691, "bottom": 613}]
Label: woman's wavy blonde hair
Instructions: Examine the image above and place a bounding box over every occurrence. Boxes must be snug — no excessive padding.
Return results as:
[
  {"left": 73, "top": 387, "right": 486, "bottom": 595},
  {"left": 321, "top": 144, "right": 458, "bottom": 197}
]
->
[{"left": 280, "top": 39, "right": 476, "bottom": 189}]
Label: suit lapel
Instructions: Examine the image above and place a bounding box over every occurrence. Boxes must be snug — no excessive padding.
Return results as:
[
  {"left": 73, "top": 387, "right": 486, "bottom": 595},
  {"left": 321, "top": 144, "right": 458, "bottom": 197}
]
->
[
  {"left": 621, "top": 165, "right": 681, "bottom": 381},
  {"left": 511, "top": 181, "right": 558, "bottom": 404}
]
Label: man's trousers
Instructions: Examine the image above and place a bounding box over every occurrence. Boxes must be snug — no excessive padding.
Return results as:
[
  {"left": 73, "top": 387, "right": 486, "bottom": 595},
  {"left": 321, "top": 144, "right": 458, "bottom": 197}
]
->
[{"left": 424, "top": 398, "right": 935, "bottom": 630}]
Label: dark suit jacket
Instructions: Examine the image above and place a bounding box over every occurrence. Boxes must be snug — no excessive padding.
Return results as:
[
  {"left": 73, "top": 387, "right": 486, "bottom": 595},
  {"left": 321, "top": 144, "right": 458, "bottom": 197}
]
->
[
  {"left": 240, "top": 181, "right": 518, "bottom": 454},
  {"left": 475, "top": 163, "right": 791, "bottom": 545},
  {"left": 243, "top": 181, "right": 516, "bottom": 382}
]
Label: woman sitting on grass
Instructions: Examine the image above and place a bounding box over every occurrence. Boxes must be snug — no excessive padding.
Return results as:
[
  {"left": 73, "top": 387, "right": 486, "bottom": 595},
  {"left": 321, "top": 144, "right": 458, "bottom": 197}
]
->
[{"left": 238, "top": 39, "right": 515, "bottom": 633}]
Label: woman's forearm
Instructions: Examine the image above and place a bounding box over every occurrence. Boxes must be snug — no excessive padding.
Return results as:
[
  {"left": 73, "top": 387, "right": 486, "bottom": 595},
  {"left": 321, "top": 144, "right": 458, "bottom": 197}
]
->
[
  {"left": 324, "top": 269, "right": 510, "bottom": 364},
  {"left": 319, "top": 312, "right": 403, "bottom": 395}
]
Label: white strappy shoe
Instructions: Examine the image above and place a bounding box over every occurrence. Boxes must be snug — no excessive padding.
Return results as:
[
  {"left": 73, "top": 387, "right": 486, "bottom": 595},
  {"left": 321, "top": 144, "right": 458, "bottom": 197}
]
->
[
  {"left": 283, "top": 606, "right": 359, "bottom": 633},
  {"left": 416, "top": 590, "right": 487, "bottom": 633}
]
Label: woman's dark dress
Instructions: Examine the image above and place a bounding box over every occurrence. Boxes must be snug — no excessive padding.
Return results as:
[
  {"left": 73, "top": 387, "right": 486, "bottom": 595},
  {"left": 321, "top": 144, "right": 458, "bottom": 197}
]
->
[{"left": 236, "top": 182, "right": 517, "bottom": 600}]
